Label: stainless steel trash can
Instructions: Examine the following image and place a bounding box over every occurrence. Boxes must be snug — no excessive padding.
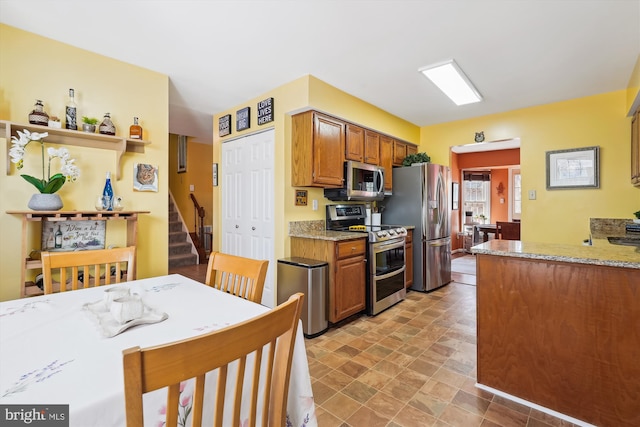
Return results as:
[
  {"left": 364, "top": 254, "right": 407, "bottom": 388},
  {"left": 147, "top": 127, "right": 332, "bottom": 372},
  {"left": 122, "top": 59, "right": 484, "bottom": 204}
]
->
[{"left": 277, "top": 257, "right": 328, "bottom": 338}]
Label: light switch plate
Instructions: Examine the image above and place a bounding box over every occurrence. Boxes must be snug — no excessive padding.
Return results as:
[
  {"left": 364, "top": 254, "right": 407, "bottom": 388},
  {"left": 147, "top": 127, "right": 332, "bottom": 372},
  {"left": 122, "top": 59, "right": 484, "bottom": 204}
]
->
[
  {"left": 189, "top": 184, "right": 194, "bottom": 192},
  {"left": 528, "top": 190, "right": 536, "bottom": 200}
]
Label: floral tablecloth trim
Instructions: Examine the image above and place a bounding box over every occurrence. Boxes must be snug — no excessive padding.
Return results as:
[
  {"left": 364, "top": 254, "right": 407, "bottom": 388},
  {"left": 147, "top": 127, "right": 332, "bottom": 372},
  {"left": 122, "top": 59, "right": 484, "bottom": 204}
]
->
[
  {"left": 0, "top": 299, "right": 52, "bottom": 318},
  {"left": 2, "top": 359, "right": 74, "bottom": 398},
  {"left": 147, "top": 283, "right": 180, "bottom": 293}
]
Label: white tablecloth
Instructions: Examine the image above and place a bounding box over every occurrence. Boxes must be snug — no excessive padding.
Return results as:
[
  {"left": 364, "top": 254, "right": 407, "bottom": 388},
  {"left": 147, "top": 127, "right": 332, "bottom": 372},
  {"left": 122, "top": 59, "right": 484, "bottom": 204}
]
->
[{"left": 0, "top": 275, "right": 317, "bottom": 426}]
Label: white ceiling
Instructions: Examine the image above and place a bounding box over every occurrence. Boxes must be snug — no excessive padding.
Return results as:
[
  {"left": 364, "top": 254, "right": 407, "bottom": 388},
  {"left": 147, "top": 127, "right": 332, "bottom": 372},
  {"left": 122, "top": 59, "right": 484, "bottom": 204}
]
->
[{"left": 1, "top": 1, "right": 639, "bottom": 144}]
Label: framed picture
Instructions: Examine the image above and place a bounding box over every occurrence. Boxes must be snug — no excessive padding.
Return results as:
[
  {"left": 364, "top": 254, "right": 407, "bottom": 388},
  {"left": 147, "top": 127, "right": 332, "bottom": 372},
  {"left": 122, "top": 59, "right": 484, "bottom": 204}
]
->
[
  {"left": 134, "top": 163, "right": 159, "bottom": 192},
  {"left": 41, "top": 220, "right": 106, "bottom": 252},
  {"left": 452, "top": 182, "right": 459, "bottom": 210},
  {"left": 177, "top": 135, "right": 187, "bottom": 173},
  {"left": 546, "top": 146, "right": 600, "bottom": 189}
]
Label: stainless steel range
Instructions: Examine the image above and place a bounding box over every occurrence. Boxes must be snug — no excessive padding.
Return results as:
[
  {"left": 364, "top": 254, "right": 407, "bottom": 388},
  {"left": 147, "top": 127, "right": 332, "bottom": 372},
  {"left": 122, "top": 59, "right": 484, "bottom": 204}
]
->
[{"left": 326, "top": 204, "right": 407, "bottom": 315}]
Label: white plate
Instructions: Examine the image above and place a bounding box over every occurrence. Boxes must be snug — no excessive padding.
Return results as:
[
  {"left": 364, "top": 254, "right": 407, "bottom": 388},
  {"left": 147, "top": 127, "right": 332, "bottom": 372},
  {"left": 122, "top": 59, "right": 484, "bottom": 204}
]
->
[{"left": 83, "top": 300, "right": 168, "bottom": 338}]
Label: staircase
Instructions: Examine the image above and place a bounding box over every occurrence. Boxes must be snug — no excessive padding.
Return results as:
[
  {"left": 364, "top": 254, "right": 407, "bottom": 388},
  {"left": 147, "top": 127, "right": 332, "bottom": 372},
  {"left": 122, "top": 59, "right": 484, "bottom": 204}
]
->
[{"left": 169, "top": 195, "right": 198, "bottom": 268}]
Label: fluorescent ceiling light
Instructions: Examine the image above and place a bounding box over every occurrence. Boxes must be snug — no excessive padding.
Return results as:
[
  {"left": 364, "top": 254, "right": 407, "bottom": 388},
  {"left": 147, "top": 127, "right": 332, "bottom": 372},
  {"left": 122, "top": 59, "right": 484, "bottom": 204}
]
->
[{"left": 419, "top": 60, "right": 482, "bottom": 105}]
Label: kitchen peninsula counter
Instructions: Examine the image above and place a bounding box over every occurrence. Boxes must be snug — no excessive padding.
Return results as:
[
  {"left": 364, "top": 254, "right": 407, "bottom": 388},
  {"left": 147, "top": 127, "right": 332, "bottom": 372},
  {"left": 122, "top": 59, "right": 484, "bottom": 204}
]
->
[{"left": 471, "top": 239, "right": 639, "bottom": 427}]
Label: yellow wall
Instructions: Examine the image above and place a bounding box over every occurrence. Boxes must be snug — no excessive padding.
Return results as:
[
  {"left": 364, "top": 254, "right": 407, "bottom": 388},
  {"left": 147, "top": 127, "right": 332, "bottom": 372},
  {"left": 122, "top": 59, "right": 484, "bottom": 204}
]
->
[
  {"left": 168, "top": 134, "right": 213, "bottom": 231},
  {"left": 0, "top": 25, "right": 169, "bottom": 301},
  {"left": 627, "top": 54, "right": 640, "bottom": 115},
  {"left": 422, "top": 91, "right": 640, "bottom": 244},
  {"left": 212, "top": 75, "right": 421, "bottom": 262}
]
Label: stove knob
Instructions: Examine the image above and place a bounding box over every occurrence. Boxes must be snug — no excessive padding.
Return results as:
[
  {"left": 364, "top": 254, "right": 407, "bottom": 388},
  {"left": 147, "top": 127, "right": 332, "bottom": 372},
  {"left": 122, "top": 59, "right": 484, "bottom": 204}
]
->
[
  {"left": 397, "top": 227, "right": 407, "bottom": 234},
  {"left": 388, "top": 229, "right": 396, "bottom": 236},
  {"left": 377, "top": 231, "right": 387, "bottom": 238}
]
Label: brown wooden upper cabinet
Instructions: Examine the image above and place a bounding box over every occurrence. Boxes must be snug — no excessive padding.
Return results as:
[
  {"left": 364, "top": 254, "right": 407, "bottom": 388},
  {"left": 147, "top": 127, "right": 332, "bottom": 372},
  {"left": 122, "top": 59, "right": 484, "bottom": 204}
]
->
[
  {"left": 292, "top": 111, "right": 345, "bottom": 187},
  {"left": 345, "top": 124, "right": 364, "bottom": 162},
  {"left": 632, "top": 108, "right": 640, "bottom": 187},
  {"left": 393, "top": 140, "right": 418, "bottom": 166},
  {"left": 380, "top": 135, "right": 393, "bottom": 191},
  {"left": 393, "top": 140, "right": 407, "bottom": 165},
  {"left": 364, "top": 130, "right": 380, "bottom": 165}
]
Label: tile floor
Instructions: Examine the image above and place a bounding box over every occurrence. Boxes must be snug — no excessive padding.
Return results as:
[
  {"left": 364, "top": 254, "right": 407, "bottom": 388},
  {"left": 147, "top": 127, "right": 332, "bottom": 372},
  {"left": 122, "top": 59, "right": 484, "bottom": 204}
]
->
[{"left": 170, "top": 257, "right": 578, "bottom": 427}]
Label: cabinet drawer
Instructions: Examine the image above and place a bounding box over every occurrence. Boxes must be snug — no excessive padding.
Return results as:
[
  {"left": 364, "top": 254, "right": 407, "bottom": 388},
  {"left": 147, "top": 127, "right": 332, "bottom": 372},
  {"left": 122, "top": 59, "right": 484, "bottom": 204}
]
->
[{"left": 336, "top": 239, "right": 366, "bottom": 259}]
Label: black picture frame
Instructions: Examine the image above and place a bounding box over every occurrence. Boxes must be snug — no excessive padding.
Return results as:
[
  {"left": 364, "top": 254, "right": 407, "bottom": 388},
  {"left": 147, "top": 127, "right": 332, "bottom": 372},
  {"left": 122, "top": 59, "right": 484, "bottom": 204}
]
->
[
  {"left": 218, "top": 114, "right": 231, "bottom": 137},
  {"left": 236, "top": 107, "right": 250, "bottom": 131}
]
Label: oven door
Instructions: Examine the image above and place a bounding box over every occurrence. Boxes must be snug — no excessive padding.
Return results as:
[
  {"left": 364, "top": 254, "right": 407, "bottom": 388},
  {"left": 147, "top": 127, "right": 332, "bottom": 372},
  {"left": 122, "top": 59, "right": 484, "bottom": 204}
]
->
[{"left": 368, "top": 238, "right": 407, "bottom": 315}]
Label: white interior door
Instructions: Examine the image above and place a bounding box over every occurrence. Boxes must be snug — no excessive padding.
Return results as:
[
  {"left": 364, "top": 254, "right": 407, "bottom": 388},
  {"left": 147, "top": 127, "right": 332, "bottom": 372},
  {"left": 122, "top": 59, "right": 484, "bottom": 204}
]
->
[{"left": 221, "top": 129, "right": 275, "bottom": 307}]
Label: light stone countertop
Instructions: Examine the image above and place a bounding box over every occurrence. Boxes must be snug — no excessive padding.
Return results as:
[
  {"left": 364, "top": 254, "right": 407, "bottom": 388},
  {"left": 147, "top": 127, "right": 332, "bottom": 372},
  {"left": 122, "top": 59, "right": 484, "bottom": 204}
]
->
[
  {"left": 288, "top": 229, "right": 367, "bottom": 242},
  {"left": 471, "top": 238, "right": 640, "bottom": 270}
]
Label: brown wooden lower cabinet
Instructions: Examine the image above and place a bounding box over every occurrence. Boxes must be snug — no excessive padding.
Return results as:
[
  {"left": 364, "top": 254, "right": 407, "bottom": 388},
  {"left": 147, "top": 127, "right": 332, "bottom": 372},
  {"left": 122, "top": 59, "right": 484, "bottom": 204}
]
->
[
  {"left": 291, "top": 237, "right": 366, "bottom": 323},
  {"left": 476, "top": 254, "right": 640, "bottom": 427},
  {"left": 405, "top": 229, "right": 413, "bottom": 288}
]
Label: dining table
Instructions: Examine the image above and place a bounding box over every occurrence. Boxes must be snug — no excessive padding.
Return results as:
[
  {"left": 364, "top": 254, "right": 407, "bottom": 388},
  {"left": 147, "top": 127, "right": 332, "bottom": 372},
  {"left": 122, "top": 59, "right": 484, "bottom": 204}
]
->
[{"left": 0, "top": 274, "right": 317, "bottom": 427}]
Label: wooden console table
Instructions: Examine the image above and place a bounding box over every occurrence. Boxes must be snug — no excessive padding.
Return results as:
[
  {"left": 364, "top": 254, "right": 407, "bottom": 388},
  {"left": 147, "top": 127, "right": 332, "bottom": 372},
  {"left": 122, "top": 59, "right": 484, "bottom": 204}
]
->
[{"left": 6, "top": 210, "right": 150, "bottom": 297}]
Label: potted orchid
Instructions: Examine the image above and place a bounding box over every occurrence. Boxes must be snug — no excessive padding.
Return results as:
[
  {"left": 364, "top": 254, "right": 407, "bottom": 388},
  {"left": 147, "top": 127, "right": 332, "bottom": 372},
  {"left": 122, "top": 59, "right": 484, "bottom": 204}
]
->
[{"left": 9, "top": 129, "right": 80, "bottom": 210}]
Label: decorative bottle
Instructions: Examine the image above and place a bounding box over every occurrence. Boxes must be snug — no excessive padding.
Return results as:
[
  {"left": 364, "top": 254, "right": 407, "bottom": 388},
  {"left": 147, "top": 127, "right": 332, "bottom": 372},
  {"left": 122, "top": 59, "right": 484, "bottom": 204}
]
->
[
  {"left": 103, "top": 171, "right": 114, "bottom": 211},
  {"left": 129, "top": 117, "right": 143, "bottom": 139},
  {"left": 46, "top": 227, "right": 55, "bottom": 249},
  {"left": 99, "top": 113, "right": 116, "bottom": 136},
  {"left": 65, "top": 89, "right": 77, "bottom": 130},
  {"left": 29, "top": 100, "right": 50, "bottom": 126},
  {"left": 54, "top": 225, "right": 63, "bottom": 249}
]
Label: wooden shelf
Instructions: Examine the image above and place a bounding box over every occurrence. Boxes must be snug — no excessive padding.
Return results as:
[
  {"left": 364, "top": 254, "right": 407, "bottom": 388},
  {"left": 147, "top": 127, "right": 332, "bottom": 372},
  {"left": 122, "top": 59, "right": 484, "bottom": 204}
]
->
[
  {"left": 2, "top": 120, "right": 151, "bottom": 180},
  {"left": 6, "top": 210, "right": 149, "bottom": 298}
]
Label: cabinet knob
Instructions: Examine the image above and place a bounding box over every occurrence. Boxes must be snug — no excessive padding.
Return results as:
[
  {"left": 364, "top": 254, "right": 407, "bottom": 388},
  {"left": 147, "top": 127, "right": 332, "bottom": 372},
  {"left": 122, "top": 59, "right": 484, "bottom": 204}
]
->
[
  {"left": 235, "top": 225, "right": 239, "bottom": 229},
  {"left": 252, "top": 227, "right": 256, "bottom": 231}
]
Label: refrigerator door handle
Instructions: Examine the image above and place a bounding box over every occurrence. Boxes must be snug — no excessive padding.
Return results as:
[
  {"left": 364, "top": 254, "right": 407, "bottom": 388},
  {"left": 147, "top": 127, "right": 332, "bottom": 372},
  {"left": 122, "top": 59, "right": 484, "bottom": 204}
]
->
[{"left": 426, "top": 238, "right": 451, "bottom": 247}]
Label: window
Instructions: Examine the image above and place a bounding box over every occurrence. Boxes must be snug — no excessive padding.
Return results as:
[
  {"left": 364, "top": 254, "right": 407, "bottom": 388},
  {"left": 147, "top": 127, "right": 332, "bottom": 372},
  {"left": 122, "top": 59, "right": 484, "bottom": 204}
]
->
[
  {"left": 462, "top": 171, "right": 491, "bottom": 221},
  {"left": 510, "top": 168, "right": 521, "bottom": 220}
]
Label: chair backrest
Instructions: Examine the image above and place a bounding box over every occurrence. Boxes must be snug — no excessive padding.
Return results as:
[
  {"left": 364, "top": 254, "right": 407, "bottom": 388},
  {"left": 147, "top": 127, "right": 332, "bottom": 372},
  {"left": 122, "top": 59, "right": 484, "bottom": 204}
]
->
[
  {"left": 41, "top": 246, "right": 136, "bottom": 294},
  {"left": 496, "top": 221, "right": 521, "bottom": 240},
  {"left": 205, "top": 252, "right": 268, "bottom": 304},
  {"left": 122, "top": 292, "right": 304, "bottom": 427}
]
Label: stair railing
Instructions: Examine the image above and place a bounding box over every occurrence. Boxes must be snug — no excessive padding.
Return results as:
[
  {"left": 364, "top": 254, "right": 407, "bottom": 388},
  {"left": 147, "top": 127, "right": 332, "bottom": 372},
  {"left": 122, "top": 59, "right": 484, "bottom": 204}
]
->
[{"left": 189, "top": 193, "right": 205, "bottom": 248}]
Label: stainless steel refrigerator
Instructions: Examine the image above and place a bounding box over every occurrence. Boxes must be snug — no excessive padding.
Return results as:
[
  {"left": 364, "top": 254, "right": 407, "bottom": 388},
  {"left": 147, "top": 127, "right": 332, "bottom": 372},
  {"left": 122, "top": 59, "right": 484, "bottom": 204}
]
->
[{"left": 383, "top": 163, "right": 452, "bottom": 292}]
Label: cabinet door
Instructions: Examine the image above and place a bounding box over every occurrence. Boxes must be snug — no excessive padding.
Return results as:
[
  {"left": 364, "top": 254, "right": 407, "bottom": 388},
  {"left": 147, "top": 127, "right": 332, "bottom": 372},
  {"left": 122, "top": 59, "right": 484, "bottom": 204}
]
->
[
  {"left": 313, "top": 113, "right": 345, "bottom": 186},
  {"left": 380, "top": 135, "right": 393, "bottom": 191},
  {"left": 406, "top": 144, "right": 418, "bottom": 157},
  {"left": 405, "top": 230, "right": 413, "bottom": 288},
  {"left": 345, "top": 124, "right": 364, "bottom": 162},
  {"left": 393, "top": 140, "right": 407, "bottom": 166},
  {"left": 364, "top": 130, "right": 380, "bottom": 165},
  {"left": 632, "top": 109, "right": 639, "bottom": 186},
  {"left": 333, "top": 254, "right": 366, "bottom": 321}
]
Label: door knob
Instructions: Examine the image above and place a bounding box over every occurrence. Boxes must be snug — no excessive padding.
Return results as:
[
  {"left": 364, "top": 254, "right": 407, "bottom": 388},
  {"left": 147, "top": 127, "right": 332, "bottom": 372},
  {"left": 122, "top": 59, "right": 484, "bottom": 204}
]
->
[
  {"left": 252, "top": 227, "right": 256, "bottom": 231},
  {"left": 235, "top": 225, "right": 239, "bottom": 228}
]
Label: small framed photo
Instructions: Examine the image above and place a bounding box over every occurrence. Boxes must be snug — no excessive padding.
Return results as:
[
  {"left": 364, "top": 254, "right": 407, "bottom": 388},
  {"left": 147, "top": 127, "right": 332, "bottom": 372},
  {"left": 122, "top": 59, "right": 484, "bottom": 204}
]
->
[
  {"left": 134, "top": 163, "right": 158, "bottom": 192},
  {"left": 177, "top": 135, "right": 187, "bottom": 173},
  {"left": 451, "top": 182, "right": 459, "bottom": 210},
  {"left": 546, "top": 146, "right": 600, "bottom": 190}
]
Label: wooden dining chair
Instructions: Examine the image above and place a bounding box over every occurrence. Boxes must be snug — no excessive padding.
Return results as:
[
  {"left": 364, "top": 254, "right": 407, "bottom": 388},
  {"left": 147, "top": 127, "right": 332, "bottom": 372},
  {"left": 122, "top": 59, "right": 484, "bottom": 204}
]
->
[
  {"left": 41, "top": 246, "right": 136, "bottom": 294},
  {"left": 496, "top": 221, "right": 521, "bottom": 240},
  {"left": 122, "top": 292, "right": 304, "bottom": 427},
  {"left": 205, "top": 252, "right": 268, "bottom": 304}
]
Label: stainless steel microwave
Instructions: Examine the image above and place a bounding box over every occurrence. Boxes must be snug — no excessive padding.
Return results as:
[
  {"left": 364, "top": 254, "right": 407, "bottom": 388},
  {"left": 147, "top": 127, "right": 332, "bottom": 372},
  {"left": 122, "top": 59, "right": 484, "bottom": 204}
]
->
[{"left": 324, "top": 161, "right": 385, "bottom": 201}]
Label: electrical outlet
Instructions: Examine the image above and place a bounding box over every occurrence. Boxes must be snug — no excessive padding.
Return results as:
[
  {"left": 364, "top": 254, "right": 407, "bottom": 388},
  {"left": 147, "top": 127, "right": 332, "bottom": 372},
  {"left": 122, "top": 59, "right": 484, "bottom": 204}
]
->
[{"left": 528, "top": 190, "right": 536, "bottom": 200}]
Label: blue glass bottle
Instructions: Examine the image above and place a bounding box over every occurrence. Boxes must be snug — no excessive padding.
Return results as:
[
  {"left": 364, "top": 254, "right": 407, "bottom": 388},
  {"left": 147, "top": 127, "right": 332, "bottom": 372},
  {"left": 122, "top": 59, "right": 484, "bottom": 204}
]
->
[{"left": 103, "top": 171, "right": 114, "bottom": 211}]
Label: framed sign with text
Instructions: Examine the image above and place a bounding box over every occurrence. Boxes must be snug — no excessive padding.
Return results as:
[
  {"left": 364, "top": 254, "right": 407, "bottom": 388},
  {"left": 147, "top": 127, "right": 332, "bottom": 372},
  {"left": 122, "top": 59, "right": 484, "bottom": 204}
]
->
[
  {"left": 236, "top": 107, "right": 250, "bottom": 131},
  {"left": 257, "top": 97, "right": 274, "bottom": 125},
  {"left": 219, "top": 114, "right": 231, "bottom": 137}
]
